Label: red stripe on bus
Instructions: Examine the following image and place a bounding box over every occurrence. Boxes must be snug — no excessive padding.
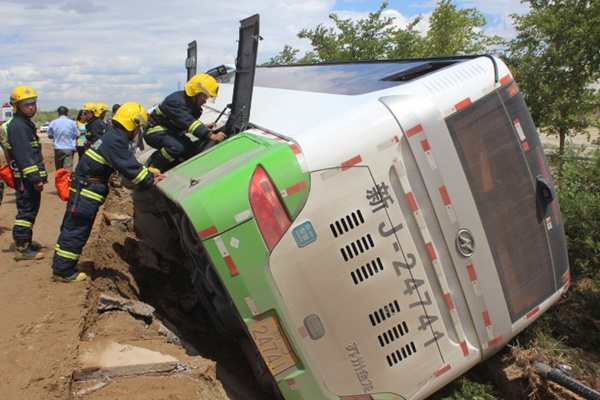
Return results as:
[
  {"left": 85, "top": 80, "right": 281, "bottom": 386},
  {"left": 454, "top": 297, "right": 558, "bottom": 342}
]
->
[
  {"left": 482, "top": 310, "right": 491, "bottom": 327},
  {"left": 435, "top": 365, "right": 451, "bottom": 377},
  {"left": 224, "top": 255, "right": 239, "bottom": 276},
  {"left": 445, "top": 293, "right": 455, "bottom": 310},
  {"left": 488, "top": 334, "right": 504, "bottom": 347},
  {"left": 426, "top": 242, "right": 437, "bottom": 261},
  {"left": 455, "top": 98, "right": 472, "bottom": 111},
  {"left": 461, "top": 341, "right": 469, "bottom": 356},
  {"left": 500, "top": 74, "right": 512, "bottom": 86},
  {"left": 198, "top": 225, "right": 218, "bottom": 239},
  {"left": 420, "top": 139, "right": 431, "bottom": 152},
  {"left": 289, "top": 144, "right": 302, "bottom": 154},
  {"left": 526, "top": 307, "right": 540, "bottom": 319},
  {"left": 406, "top": 124, "right": 423, "bottom": 137},
  {"left": 341, "top": 155, "right": 362, "bottom": 171},
  {"left": 466, "top": 264, "right": 477, "bottom": 281},
  {"left": 285, "top": 180, "right": 307, "bottom": 196},
  {"left": 439, "top": 186, "right": 451, "bottom": 206},
  {"left": 407, "top": 192, "right": 419, "bottom": 212}
]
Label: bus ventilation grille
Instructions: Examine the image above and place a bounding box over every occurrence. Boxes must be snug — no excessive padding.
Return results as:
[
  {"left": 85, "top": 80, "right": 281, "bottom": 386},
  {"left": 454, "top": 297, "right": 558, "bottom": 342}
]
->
[
  {"left": 330, "top": 210, "right": 365, "bottom": 238},
  {"left": 340, "top": 234, "right": 374, "bottom": 261},
  {"left": 351, "top": 257, "right": 384, "bottom": 284},
  {"left": 369, "top": 300, "right": 401, "bottom": 326},
  {"left": 386, "top": 342, "right": 417, "bottom": 367},
  {"left": 378, "top": 321, "right": 410, "bottom": 347}
]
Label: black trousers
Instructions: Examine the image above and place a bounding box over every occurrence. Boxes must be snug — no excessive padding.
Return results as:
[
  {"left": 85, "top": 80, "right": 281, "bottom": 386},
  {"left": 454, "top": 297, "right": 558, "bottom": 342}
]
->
[
  {"left": 144, "top": 129, "right": 200, "bottom": 172},
  {"left": 52, "top": 182, "right": 106, "bottom": 277},
  {"left": 13, "top": 180, "right": 42, "bottom": 243}
]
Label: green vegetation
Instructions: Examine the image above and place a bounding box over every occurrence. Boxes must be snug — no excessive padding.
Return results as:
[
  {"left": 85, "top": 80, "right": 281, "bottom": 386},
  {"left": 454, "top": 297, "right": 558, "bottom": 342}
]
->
[{"left": 507, "top": 0, "right": 600, "bottom": 154}]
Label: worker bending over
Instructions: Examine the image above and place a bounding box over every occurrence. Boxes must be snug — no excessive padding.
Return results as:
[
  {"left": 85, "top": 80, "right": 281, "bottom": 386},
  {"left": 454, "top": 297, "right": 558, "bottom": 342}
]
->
[
  {"left": 145, "top": 73, "right": 226, "bottom": 172},
  {"left": 52, "top": 103, "right": 165, "bottom": 283}
]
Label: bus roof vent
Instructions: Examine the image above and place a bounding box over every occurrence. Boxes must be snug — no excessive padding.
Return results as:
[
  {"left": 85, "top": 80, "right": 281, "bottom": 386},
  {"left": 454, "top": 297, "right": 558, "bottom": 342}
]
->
[
  {"left": 340, "top": 234, "right": 374, "bottom": 261},
  {"left": 369, "top": 299, "right": 401, "bottom": 326},
  {"left": 378, "top": 321, "right": 410, "bottom": 347},
  {"left": 330, "top": 210, "right": 365, "bottom": 238},
  {"left": 386, "top": 342, "right": 418, "bottom": 367},
  {"left": 351, "top": 257, "right": 384, "bottom": 284}
]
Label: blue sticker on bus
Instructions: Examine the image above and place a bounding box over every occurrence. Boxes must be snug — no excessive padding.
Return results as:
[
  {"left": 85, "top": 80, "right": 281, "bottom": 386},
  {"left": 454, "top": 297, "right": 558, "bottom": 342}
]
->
[{"left": 293, "top": 221, "right": 317, "bottom": 247}]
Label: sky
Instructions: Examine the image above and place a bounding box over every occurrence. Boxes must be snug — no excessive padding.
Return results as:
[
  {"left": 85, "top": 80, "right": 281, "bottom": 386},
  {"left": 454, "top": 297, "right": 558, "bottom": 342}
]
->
[{"left": 0, "top": 0, "right": 531, "bottom": 112}]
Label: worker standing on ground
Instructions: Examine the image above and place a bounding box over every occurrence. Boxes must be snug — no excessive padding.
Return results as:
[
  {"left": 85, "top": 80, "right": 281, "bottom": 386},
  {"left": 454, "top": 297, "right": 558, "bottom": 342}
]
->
[
  {"left": 75, "top": 110, "right": 88, "bottom": 160},
  {"left": 5, "top": 85, "right": 46, "bottom": 260},
  {"left": 52, "top": 102, "right": 165, "bottom": 283},
  {"left": 144, "top": 73, "right": 226, "bottom": 172},
  {"left": 47, "top": 106, "right": 80, "bottom": 170},
  {"left": 85, "top": 103, "right": 105, "bottom": 145},
  {"left": 0, "top": 123, "right": 7, "bottom": 207}
]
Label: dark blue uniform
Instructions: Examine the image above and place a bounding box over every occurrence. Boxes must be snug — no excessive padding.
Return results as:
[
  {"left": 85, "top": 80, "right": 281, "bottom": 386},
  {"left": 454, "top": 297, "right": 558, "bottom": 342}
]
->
[
  {"left": 6, "top": 113, "right": 47, "bottom": 245},
  {"left": 52, "top": 122, "right": 155, "bottom": 278},
  {"left": 87, "top": 115, "right": 107, "bottom": 144},
  {"left": 144, "top": 90, "right": 211, "bottom": 172}
]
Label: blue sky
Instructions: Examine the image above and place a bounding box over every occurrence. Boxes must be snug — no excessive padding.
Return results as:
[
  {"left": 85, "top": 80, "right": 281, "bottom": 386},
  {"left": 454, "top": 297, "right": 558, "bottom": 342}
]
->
[{"left": 0, "top": 0, "right": 530, "bottom": 111}]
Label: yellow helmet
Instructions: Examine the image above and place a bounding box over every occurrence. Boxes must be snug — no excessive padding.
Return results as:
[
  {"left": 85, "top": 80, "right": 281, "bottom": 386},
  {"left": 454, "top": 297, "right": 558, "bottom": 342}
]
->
[
  {"left": 83, "top": 103, "right": 97, "bottom": 112},
  {"left": 10, "top": 85, "right": 38, "bottom": 111},
  {"left": 112, "top": 102, "right": 148, "bottom": 132},
  {"left": 184, "top": 73, "right": 219, "bottom": 98},
  {"left": 95, "top": 102, "right": 109, "bottom": 117}
]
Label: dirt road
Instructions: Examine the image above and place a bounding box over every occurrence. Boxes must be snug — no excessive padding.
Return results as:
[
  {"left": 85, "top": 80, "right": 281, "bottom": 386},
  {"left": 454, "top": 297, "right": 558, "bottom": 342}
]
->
[{"left": 0, "top": 139, "right": 266, "bottom": 400}]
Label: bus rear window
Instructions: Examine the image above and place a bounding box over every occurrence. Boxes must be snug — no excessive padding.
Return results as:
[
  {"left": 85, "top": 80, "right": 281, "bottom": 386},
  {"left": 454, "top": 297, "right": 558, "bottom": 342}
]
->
[{"left": 447, "top": 92, "right": 555, "bottom": 321}]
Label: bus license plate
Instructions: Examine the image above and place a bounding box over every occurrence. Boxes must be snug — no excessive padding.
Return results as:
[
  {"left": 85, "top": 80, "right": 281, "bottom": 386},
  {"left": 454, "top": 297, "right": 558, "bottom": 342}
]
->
[{"left": 249, "top": 316, "right": 297, "bottom": 376}]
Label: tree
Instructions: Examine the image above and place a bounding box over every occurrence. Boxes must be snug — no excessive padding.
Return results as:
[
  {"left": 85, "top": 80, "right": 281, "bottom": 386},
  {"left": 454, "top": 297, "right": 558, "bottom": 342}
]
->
[
  {"left": 265, "top": 1, "right": 504, "bottom": 64},
  {"left": 297, "top": 2, "right": 397, "bottom": 62},
  {"left": 507, "top": 0, "right": 600, "bottom": 154},
  {"left": 261, "top": 45, "right": 300, "bottom": 66},
  {"left": 423, "top": 0, "right": 504, "bottom": 57}
]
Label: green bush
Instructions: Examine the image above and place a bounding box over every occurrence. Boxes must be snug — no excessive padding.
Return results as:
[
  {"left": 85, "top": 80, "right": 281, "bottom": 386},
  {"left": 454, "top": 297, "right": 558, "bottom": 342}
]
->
[{"left": 551, "top": 147, "right": 600, "bottom": 280}]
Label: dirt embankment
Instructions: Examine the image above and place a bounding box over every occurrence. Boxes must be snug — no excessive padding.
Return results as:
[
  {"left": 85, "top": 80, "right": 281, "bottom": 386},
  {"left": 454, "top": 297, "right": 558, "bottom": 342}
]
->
[{"left": 0, "top": 140, "right": 267, "bottom": 400}]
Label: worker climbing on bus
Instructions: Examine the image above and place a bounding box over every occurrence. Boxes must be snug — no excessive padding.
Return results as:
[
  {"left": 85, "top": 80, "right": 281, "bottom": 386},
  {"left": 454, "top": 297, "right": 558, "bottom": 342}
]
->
[
  {"left": 144, "top": 73, "right": 226, "bottom": 172},
  {"left": 52, "top": 102, "right": 165, "bottom": 283},
  {"left": 5, "top": 85, "right": 47, "bottom": 260}
]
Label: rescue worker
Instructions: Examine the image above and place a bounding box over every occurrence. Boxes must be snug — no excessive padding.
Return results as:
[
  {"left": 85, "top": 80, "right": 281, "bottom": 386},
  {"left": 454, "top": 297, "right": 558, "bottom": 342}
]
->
[
  {"left": 52, "top": 102, "right": 165, "bottom": 282},
  {"left": 6, "top": 85, "right": 47, "bottom": 260},
  {"left": 85, "top": 102, "right": 106, "bottom": 144},
  {"left": 145, "top": 73, "right": 226, "bottom": 172},
  {"left": 96, "top": 103, "right": 110, "bottom": 122}
]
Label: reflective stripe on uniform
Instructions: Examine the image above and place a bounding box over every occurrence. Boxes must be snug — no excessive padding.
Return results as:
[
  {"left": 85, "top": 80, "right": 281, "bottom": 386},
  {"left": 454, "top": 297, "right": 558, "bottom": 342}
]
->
[
  {"left": 189, "top": 120, "right": 202, "bottom": 132},
  {"left": 69, "top": 187, "right": 106, "bottom": 203},
  {"left": 22, "top": 165, "right": 39, "bottom": 175},
  {"left": 14, "top": 219, "right": 33, "bottom": 228},
  {"left": 55, "top": 244, "right": 80, "bottom": 260},
  {"left": 160, "top": 147, "right": 175, "bottom": 162},
  {"left": 86, "top": 149, "right": 110, "bottom": 166},
  {"left": 132, "top": 167, "right": 149, "bottom": 184},
  {"left": 146, "top": 125, "right": 168, "bottom": 135}
]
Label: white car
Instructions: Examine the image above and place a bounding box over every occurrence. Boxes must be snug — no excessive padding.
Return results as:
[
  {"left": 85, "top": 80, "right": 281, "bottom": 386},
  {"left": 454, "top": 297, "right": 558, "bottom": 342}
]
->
[{"left": 40, "top": 121, "right": 49, "bottom": 133}]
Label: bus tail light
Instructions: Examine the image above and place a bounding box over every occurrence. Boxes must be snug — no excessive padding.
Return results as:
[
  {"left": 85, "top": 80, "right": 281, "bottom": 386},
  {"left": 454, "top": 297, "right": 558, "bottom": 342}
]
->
[{"left": 249, "top": 166, "right": 291, "bottom": 251}]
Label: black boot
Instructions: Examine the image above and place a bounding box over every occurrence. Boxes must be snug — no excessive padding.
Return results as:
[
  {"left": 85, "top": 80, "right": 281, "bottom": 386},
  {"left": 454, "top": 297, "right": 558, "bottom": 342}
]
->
[{"left": 15, "top": 240, "right": 44, "bottom": 260}]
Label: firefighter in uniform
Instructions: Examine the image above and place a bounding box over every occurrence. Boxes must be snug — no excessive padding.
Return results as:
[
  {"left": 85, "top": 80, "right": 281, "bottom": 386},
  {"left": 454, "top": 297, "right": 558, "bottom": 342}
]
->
[
  {"left": 86, "top": 102, "right": 107, "bottom": 144},
  {"left": 5, "top": 85, "right": 47, "bottom": 260},
  {"left": 52, "top": 102, "right": 165, "bottom": 282},
  {"left": 145, "top": 73, "right": 226, "bottom": 172}
]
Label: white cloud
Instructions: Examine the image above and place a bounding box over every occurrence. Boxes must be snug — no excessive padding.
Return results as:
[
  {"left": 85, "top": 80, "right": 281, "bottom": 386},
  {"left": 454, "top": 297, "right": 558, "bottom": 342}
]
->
[{"left": 0, "top": 0, "right": 525, "bottom": 111}]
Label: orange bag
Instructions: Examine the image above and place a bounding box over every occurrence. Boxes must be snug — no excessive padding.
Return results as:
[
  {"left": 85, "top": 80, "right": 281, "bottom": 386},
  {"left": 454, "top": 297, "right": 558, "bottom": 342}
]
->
[
  {"left": 0, "top": 164, "right": 15, "bottom": 188},
  {"left": 54, "top": 168, "right": 73, "bottom": 201}
]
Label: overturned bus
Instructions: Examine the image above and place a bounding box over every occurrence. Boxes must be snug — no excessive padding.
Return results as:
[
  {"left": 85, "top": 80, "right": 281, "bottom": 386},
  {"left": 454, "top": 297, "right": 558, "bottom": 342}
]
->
[{"left": 134, "top": 48, "right": 569, "bottom": 398}]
